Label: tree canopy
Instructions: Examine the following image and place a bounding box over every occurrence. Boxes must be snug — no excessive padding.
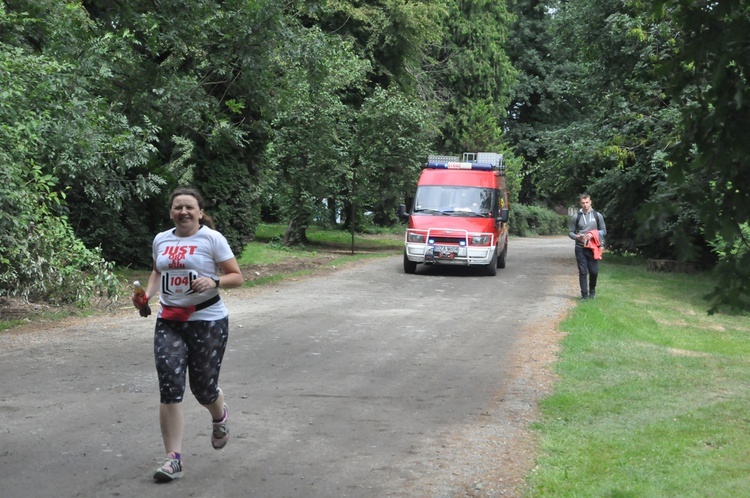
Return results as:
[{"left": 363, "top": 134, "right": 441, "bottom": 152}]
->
[
  {"left": 1, "top": 0, "right": 749, "bottom": 312},
  {"left": 505, "top": 0, "right": 750, "bottom": 312}
]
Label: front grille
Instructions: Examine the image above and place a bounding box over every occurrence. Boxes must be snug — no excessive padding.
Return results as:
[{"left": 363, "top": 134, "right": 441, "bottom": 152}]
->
[{"left": 429, "top": 236, "right": 464, "bottom": 244}]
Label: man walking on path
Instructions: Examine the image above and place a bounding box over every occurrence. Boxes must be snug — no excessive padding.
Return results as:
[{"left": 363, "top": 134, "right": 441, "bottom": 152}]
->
[{"left": 569, "top": 193, "right": 607, "bottom": 300}]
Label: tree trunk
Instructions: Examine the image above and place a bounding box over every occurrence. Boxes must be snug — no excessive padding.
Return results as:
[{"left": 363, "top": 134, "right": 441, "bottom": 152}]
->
[
  {"left": 283, "top": 217, "right": 308, "bottom": 246},
  {"left": 341, "top": 200, "right": 352, "bottom": 230}
]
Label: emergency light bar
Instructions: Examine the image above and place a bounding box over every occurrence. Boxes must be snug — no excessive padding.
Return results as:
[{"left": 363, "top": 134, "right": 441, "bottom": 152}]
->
[{"left": 426, "top": 161, "right": 495, "bottom": 171}]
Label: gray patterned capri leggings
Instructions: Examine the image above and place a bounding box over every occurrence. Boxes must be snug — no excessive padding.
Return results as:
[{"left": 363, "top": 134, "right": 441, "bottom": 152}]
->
[{"left": 154, "top": 317, "right": 229, "bottom": 405}]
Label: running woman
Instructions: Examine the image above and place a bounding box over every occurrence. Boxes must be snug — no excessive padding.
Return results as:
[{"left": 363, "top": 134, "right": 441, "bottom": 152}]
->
[{"left": 133, "top": 186, "right": 244, "bottom": 482}]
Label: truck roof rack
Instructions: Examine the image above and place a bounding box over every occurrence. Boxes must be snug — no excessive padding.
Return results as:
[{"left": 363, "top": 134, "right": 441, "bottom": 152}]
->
[
  {"left": 426, "top": 152, "right": 505, "bottom": 171},
  {"left": 464, "top": 152, "right": 504, "bottom": 169}
]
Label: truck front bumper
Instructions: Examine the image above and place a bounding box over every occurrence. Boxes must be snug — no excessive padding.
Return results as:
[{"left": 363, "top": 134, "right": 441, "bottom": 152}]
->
[{"left": 404, "top": 243, "right": 495, "bottom": 266}]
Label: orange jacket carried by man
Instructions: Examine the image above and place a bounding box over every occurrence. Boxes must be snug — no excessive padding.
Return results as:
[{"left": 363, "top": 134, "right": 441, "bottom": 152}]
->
[{"left": 584, "top": 229, "right": 603, "bottom": 260}]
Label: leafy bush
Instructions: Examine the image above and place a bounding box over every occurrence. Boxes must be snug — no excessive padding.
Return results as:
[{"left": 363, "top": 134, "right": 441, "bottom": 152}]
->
[
  {"left": 0, "top": 39, "right": 120, "bottom": 306},
  {"left": 510, "top": 204, "right": 568, "bottom": 237},
  {"left": 1, "top": 212, "right": 119, "bottom": 306}
]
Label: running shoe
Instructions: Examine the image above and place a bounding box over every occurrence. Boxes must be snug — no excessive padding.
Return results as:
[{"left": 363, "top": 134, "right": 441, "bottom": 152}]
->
[
  {"left": 153, "top": 452, "right": 183, "bottom": 481},
  {"left": 211, "top": 404, "right": 229, "bottom": 449}
]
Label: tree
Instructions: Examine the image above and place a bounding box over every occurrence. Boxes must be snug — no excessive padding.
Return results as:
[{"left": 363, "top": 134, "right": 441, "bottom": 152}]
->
[
  {"left": 283, "top": 1, "right": 444, "bottom": 233},
  {"left": 531, "top": 0, "right": 749, "bottom": 311},
  {"left": 430, "top": 0, "right": 517, "bottom": 153},
  {"left": 505, "top": 0, "right": 575, "bottom": 205},
  {"left": 78, "top": 0, "right": 285, "bottom": 256},
  {"left": 539, "top": 0, "right": 691, "bottom": 256},
  {"left": 293, "top": 0, "right": 446, "bottom": 93},
  {"left": 0, "top": 4, "right": 121, "bottom": 303},
  {"left": 265, "top": 23, "right": 365, "bottom": 245},
  {"left": 354, "top": 87, "right": 437, "bottom": 226},
  {"left": 650, "top": 0, "right": 750, "bottom": 311}
]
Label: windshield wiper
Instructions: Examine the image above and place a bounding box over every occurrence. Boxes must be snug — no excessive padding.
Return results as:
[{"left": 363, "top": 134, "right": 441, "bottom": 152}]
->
[
  {"left": 413, "top": 208, "right": 448, "bottom": 215},
  {"left": 442, "top": 210, "right": 491, "bottom": 217}
]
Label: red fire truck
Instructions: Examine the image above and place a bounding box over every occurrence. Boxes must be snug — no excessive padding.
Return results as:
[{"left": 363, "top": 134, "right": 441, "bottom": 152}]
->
[{"left": 398, "top": 152, "right": 509, "bottom": 276}]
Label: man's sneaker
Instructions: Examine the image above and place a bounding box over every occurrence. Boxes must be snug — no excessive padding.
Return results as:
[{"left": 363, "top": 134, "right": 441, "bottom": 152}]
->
[
  {"left": 589, "top": 291, "right": 596, "bottom": 299},
  {"left": 211, "top": 404, "right": 229, "bottom": 449},
  {"left": 153, "top": 452, "right": 183, "bottom": 482}
]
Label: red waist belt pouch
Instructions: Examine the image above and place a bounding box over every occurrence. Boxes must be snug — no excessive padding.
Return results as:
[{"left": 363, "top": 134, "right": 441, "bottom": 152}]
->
[{"left": 160, "top": 295, "right": 220, "bottom": 322}]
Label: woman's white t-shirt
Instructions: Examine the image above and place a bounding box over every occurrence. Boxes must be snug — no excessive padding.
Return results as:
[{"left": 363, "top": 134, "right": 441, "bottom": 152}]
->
[{"left": 152, "top": 225, "right": 235, "bottom": 321}]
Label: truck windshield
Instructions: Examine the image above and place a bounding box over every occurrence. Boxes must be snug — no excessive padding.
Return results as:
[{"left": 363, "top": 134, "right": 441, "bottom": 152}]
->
[{"left": 413, "top": 186, "right": 494, "bottom": 216}]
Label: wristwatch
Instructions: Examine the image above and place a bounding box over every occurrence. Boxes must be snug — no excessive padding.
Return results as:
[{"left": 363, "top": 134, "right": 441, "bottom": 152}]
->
[{"left": 212, "top": 276, "right": 220, "bottom": 288}]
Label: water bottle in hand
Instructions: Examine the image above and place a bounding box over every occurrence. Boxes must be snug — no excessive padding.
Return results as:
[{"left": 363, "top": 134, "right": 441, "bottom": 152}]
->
[{"left": 132, "top": 280, "right": 151, "bottom": 317}]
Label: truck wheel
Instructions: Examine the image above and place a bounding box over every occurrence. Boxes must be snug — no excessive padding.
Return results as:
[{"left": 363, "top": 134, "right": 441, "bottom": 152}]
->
[
  {"left": 485, "top": 250, "right": 498, "bottom": 276},
  {"left": 497, "top": 244, "right": 507, "bottom": 269},
  {"left": 403, "top": 252, "right": 417, "bottom": 274}
]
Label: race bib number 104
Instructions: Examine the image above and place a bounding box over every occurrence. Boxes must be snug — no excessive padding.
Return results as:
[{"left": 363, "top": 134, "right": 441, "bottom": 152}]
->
[{"left": 161, "top": 270, "right": 199, "bottom": 296}]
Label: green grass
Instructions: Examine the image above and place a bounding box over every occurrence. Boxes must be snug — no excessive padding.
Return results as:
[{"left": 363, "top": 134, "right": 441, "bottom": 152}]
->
[
  {"left": 526, "top": 255, "right": 750, "bottom": 497},
  {"left": 0, "top": 308, "right": 92, "bottom": 332},
  {"left": 238, "top": 224, "right": 401, "bottom": 286},
  {"left": 254, "top": 222, "right": 402, "bottom": 247},
  {"left": 239, "top": 223, "right": 401, "bottom": 266},
  {"left": 237, "top": 240, "right": 308, "bottom": 265},
  {"left": 240, "top": 253, "right": 389, "bottom": 288}
]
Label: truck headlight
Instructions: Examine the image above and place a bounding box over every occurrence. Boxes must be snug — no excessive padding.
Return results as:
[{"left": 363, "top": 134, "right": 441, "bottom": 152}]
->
[
  {"left": 407, "top": 232, "right": 426, "bottom": 243},
  {"left": 471, "top": 235, "right": 490, "bottom": 245}
]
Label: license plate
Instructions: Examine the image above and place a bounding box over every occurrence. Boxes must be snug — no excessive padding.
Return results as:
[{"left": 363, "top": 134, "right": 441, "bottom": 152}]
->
[{"left": 432, "top": 245, "right": 458, "bottom": 258}]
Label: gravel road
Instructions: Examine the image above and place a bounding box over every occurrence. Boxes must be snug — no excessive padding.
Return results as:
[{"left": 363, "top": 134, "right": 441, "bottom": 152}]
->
[{"left": 0, "top": 236, "right": 576, "bottom": 498}]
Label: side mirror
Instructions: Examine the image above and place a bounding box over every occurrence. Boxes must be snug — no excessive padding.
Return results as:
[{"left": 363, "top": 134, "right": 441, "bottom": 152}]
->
[
  {"left": 498, "top": 208, "right": 509, "bottom": 223},
  {"left": 397, "top": 204, "right": 409, "bottom": 220}
]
